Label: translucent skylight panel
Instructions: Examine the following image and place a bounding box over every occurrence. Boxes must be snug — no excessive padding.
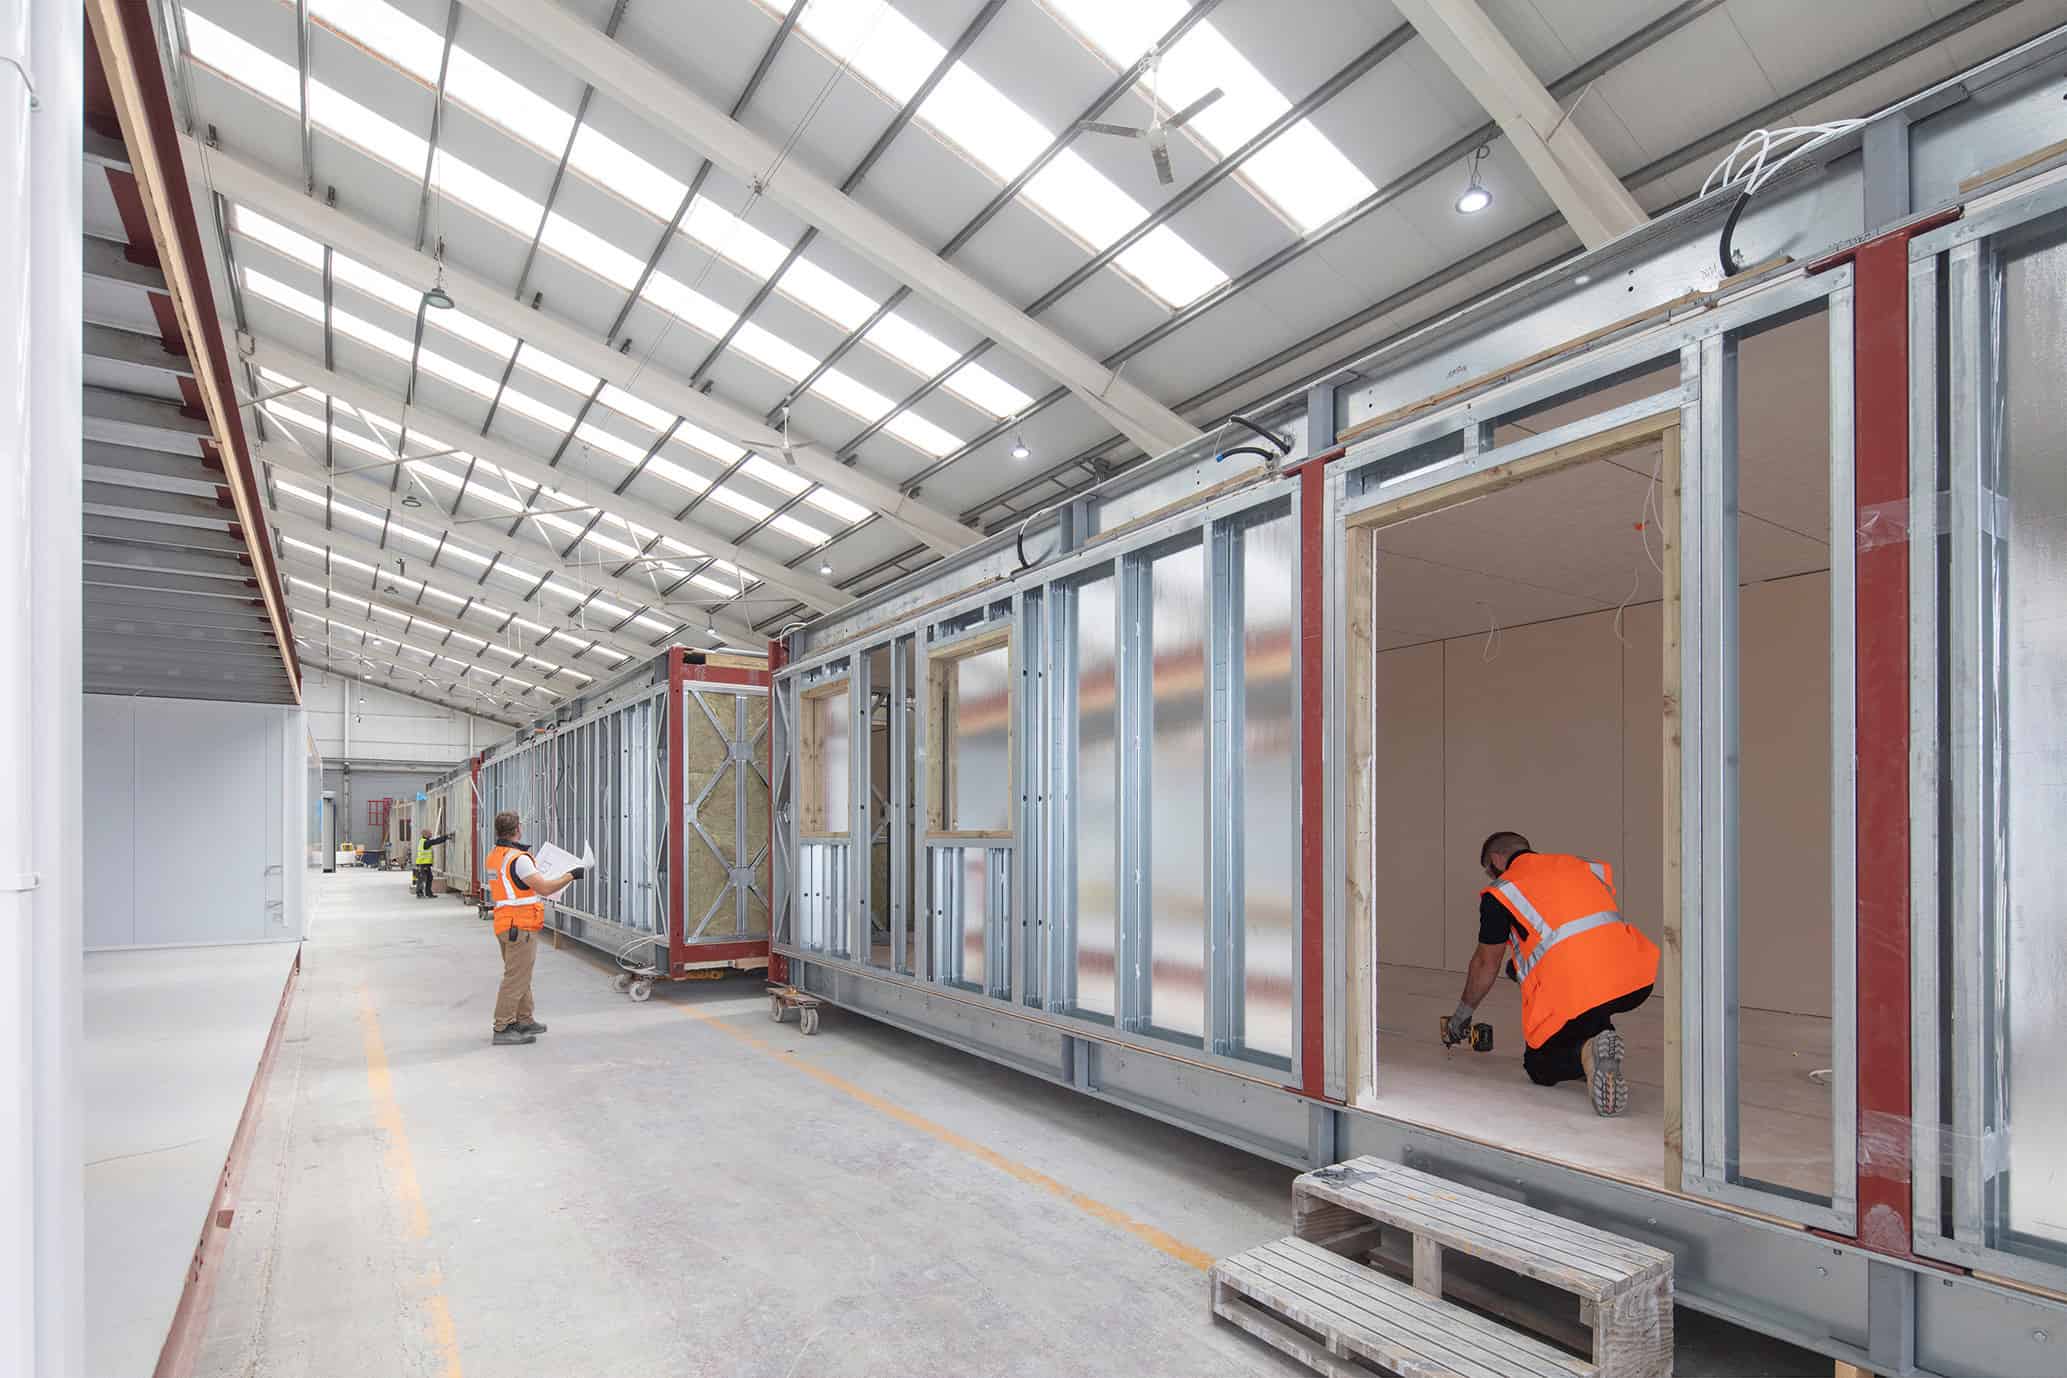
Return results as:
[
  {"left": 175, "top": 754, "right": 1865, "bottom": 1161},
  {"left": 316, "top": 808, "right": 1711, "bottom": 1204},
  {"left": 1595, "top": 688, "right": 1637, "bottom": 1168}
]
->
[
  {"left": 1040, "top": 0, "right": 1377, "bottom": 231},
  {"left": 804, "top": 486, "right": 871, "bottom": 525},
  {"left": 882, "top": 411, "right": 961, "bottom": 458},
  {"left": 776, "top": 0, "right": 1226, "bottom": 307},
  {"left": 514, "top": 343, "right": 598, "bottom": 397},
  {"left": 196, "top": 5, "right": 958, "bottom": 497},
  {"left": 598, "top": 385, "right": 672, "bottom": 433},
  {"left": 569, "top": 124, "right": 686, "bottom": 220},
  {"left": 299, "top": 0, "right": 1191, "bottom": 407}
]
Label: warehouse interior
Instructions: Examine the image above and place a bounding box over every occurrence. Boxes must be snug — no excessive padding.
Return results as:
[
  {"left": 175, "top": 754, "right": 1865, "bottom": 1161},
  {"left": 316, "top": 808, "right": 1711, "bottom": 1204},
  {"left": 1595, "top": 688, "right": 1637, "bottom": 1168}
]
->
[
  {"left": 1360, "top": 311, "right": 1837, "bottom": 1196},
  {"left": 11, "top": 1, "right": 2067, "bottom": 1376}
]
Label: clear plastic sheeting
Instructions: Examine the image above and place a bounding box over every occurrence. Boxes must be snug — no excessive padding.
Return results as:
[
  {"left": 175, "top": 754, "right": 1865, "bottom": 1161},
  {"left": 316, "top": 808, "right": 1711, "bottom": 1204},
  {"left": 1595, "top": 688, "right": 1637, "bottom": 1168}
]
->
[
  {"left": 1237, "top": 507, "right": 1299, "bottom": 1064},
  {"left": 1070, "top": 574, "right": 1119, "bottom": 1020},
  {"left": 1144, "top": 539, "right": 1208, "bottom": 1042},
  {"left": 946, "top": 645, "right": 1011, "bottom": 833},
  {"left": 1992, "top": 227, "right": 2067, "bottom": 1250}
]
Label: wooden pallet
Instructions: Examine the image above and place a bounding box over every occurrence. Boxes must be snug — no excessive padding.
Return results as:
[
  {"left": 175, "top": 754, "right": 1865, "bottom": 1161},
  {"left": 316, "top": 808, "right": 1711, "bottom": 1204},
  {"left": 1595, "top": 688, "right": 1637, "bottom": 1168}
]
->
[
  {"left": 1213, "top": 1236, "right": 1595, "bottom": 1378},
  {"left": 1291, "top": 1157, "right": 1673, "bottom": 1378}
]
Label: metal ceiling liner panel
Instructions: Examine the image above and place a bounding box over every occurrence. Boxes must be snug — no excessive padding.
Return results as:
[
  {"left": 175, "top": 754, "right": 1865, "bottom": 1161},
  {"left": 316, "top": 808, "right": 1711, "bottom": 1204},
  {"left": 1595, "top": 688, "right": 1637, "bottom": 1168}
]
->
[{"left": 474, "top": 646, "right": 771, "bottom": 999}]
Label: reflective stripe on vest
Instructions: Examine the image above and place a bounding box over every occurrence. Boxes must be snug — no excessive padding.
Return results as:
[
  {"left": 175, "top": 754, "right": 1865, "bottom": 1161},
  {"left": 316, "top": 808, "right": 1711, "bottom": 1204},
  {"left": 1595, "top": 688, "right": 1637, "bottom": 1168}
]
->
[
  {"left": 485, "top": 845, "right": 544, "bottom": 931},
  {"left": 1491, "top": 873, "right": 1627, "bottom": 983}
]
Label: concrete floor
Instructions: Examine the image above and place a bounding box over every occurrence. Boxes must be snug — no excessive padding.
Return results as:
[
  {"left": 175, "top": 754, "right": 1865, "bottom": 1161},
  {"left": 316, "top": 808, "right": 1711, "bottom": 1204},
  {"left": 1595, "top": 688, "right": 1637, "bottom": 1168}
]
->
[
  {"left": 84, "top": 939, "right": 300, "bottom": 1378},
  {"left": 195, "top": 869, "right": 1832, "bottom": 1377}
]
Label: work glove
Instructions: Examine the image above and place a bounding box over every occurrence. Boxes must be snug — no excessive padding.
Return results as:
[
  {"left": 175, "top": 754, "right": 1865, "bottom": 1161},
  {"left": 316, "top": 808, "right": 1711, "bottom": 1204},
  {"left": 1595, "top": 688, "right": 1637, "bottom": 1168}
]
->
[
  {"left": 569, "top": 867, "right": 587, "bottom": 881},
  {"left": 1442, "top": 1003, "right": 1477, "bottom": 1047}
]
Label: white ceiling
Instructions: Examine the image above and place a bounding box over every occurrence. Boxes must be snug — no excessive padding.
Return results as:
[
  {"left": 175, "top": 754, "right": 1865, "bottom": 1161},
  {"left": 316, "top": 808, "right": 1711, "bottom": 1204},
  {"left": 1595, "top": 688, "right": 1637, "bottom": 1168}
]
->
[
  {"left": 1372, "top": 309, "right": 1831, "bottom": 650},
  {"left": 134, "top": 0, "right": 2064, "bottom": 697}
]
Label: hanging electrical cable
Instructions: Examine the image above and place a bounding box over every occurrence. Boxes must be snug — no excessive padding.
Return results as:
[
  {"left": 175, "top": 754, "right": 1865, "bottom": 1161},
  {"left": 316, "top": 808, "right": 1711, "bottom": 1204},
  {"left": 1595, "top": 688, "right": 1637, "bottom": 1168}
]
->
[{"left": 1701, "top": 121, "right": 1865, "bottom": 277}]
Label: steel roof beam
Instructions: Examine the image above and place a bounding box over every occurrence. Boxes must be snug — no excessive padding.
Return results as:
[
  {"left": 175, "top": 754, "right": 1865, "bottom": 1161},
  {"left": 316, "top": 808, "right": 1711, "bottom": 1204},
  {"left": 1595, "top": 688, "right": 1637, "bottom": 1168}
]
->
[
  {"left": 764, "top": 0, "right": 1221, "bottom": 422},
  {"left": 852, "top": 23, "right": 1411, "bottom": 486},
  {"left": 292, "top": 641, "right": 525, "bottom": 725},
  {"left": 605, "top": 0, "right": 807, "bottom": 348},
  {"left": 84, "top": 535, "right": 252, "bottom": 582},
  {"left": 83, "top": 322, "right": 195, "bottom": 378},
  {"left": 463, "top": 0, "right": 1202, "bottom": 459},
  {"left": 285, "top": 593, "right": 580, "bottom": 690},
  {"left": 692, "top": 0, "right": 1004, "bottom": 398},
  {"left": 286, "top": 599, "right": 561, "bottom": 700},
  {"left": 266, "top": 513, "right": 654, "bottom": 667},
  {"left": 254, "top": 439, "right": 765, "bottom": 646},
  {"left": 84, "top": 512, "right": 250, "bottom": 555},
  {"left": 241, "top": 337, "right": 850, "bottom": 611},
  {"left": 1387, "top": 0, "right": 1644, "bottom": 249},
  {"left": 194, "top": 144, "right": 976, "bottom": 555},
  {"left": 83, "top": 232, "right": 168, "bottom": 292}
]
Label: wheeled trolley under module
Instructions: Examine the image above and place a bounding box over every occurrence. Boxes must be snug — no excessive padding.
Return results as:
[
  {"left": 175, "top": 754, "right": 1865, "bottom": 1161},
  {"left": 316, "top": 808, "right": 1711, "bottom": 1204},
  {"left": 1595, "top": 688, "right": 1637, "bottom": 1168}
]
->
[{"left": 766, "top": 983, "right": 824, "bottom": 1035}]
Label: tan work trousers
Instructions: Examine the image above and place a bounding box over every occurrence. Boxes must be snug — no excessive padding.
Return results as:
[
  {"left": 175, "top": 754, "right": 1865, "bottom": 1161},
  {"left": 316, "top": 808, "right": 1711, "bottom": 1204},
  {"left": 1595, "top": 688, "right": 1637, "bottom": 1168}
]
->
[{"left": 493, "top": 927, "right": 537, "bottom": 1031}]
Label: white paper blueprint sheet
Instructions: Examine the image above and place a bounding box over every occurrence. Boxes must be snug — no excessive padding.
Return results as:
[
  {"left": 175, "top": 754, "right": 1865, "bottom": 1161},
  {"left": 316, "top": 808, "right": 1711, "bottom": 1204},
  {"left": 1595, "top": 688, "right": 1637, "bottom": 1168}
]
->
[{"left": 532, "top": 839, "right": 594, "bottom": 879}]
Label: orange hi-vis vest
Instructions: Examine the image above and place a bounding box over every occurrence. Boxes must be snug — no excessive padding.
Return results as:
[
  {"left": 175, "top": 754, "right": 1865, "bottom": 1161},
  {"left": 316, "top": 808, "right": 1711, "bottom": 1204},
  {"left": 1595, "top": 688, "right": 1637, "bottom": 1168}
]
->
[
  {"left": 1483, "top": 852, "right": 1659, "bottom": 1049},
  {"left": 485, "top": 843, "right": 544, "bottom": 935}
]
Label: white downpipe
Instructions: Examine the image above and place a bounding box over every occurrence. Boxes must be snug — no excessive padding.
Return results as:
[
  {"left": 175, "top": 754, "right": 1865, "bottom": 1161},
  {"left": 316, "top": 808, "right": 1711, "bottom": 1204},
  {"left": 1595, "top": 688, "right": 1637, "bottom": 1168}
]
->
[{"left": 5, "top": 0, "right": 82, "bottom": 1369}]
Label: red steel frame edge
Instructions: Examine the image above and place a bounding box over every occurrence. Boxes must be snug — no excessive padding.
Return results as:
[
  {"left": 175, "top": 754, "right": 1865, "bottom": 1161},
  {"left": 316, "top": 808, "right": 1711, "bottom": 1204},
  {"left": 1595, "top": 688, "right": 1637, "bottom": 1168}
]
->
[
  {"left": 1852, "top": 232, "right": 1920, "bottom": 1257},
  {"left": 767, "top": 638, "right": 790, "bottom": 987},
  {"left": 665, "top": 652, "right": 776, "bottom": 976},
  {"left": 666, "top": 650, "right": 689, "bottom": 974},
  {"left": 1298, "top": 457, "right": 1334, "bottom": 1099},
  {"left": 1807, "top": 205, "right": 1959, "bottom": 1259}
]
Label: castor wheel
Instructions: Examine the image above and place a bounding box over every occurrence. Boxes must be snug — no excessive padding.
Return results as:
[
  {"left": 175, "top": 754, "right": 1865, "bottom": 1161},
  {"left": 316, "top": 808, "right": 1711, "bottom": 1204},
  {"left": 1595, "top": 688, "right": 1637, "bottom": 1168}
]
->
[
  {"left": 628, "top": 979, "right": 653, "bottom": 1002},
  {"left": 769, "top": 995, "right": 785, "bottom": 1023},
  {"left": 799, "top": 1007, "right": 819, "bottom": 1036},
  {"left": 612, "top": 973, "right": 634, "bottom": 993}
]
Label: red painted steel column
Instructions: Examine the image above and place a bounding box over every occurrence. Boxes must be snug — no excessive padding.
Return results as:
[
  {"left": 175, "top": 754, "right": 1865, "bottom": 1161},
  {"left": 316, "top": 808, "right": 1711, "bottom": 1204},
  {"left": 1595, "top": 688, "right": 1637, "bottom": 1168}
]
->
[
  {"left": 1298, "top": 461, "right": 1329, "bottom": 1098},
  {"left": 1853, "top": 234, "right": 1913, "bottom": 1255},
  {"left": 666, "top": 649, "right": 687, "bottom": 976},
  {"left": 468, "top": 754, "right": 482, "bottom": 899},
  {"left": 767, "top": 639, "right": 790, "bottom": 987}
]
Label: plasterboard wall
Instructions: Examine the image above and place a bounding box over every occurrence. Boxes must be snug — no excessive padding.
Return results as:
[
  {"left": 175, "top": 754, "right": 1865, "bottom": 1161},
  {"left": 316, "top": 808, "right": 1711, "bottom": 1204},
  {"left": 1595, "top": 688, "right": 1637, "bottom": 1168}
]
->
[
  {"left": 84, "top": 695, "right": 308, "bottom": 949},
  {"left": 303, "top": 668, "right": 500, "bottom": 765},
  {"left": 1371, "top": 572, "right": 1832, "bottom": 1018}
]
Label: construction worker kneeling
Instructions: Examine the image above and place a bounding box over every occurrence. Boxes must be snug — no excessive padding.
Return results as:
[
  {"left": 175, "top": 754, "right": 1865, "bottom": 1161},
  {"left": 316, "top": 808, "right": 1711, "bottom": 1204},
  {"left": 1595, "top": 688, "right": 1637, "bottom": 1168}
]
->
[
  {"left": 1444, "top": 830, "right": 1659, "bottom": 1117},
  {"left": 483, "top": 809, "right": 585, "bottom": 1047}
]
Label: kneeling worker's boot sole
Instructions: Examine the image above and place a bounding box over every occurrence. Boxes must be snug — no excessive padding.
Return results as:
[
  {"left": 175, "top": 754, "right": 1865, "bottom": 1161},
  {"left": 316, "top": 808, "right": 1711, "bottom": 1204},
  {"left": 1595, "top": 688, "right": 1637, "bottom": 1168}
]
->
[
  {"left": 491, "top": 1028, "right": 536, "bottom": 1046},
  {"left": 1589, "top": 1029, "right": 1628, "bottom": 1116}
]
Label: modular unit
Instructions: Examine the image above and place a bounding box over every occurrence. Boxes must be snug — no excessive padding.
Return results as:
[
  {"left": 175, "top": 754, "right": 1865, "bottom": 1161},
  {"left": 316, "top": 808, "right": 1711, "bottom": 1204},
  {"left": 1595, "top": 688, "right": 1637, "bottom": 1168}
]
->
[
  {"left": 422, "top": 758, "right": 481, "bottom": 899},
  {"left": 769, "top": 36, "right": 2067, "bottom": 1378},
  {"left": 479, "top": 648, "right": 772, "bottom": 983}
]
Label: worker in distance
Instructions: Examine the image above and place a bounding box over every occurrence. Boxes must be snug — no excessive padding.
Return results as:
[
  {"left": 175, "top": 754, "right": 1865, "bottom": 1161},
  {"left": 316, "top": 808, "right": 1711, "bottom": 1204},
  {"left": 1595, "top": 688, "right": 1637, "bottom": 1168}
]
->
[
  {"left": 484, "top": 809, "right": 585, "bottom": 1047},
  {"left": 411, "top": 826, "right": 453, "bottom": 899},
  {"left": 1443, "top": 831, "right": 1659, "bottom": 1116}
]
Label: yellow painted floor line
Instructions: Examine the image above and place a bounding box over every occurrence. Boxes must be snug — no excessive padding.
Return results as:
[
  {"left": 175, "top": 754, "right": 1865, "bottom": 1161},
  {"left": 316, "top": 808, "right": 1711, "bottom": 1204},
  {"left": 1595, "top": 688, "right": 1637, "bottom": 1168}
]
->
[
  {"left": 359, "top": 987, "right": 467, "bottom": 1378},
  {"left": 680, "top": 1005, "right": 1216, "bottom": 1273}
]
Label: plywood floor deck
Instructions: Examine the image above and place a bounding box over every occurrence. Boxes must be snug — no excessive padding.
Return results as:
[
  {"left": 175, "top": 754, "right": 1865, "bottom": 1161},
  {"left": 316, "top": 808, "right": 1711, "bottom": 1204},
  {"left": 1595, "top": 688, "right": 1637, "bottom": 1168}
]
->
[{"left": 1364, "top": 963, "right": 1835, "bottom": 1195}]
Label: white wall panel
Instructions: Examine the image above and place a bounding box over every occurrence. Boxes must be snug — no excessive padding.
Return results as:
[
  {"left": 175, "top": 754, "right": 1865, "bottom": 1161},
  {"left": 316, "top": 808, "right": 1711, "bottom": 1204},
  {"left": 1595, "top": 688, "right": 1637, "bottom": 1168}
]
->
[
  {"left": 302, "top": 669, "right": 500, "bottom": 766},
  {"left": 84, "top": 696, "right": 308, "bottom": 950},
  {"left": 82, "top": 698, "right": 136, "bottom": 949}
]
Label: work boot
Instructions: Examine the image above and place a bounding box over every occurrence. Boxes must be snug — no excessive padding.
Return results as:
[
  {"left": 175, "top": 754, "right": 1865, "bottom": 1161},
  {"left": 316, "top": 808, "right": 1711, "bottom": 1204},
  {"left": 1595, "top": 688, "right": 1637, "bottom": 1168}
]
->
[
  {"left": 512, "top": 1019, "right": 547, "bottom": 1035},
  {"left": 1586, "top": 1028, "right": 1628, "bottom": 1117},
  {"left": 491, "top": 1026, "right": 536, "bottom": 1046}
]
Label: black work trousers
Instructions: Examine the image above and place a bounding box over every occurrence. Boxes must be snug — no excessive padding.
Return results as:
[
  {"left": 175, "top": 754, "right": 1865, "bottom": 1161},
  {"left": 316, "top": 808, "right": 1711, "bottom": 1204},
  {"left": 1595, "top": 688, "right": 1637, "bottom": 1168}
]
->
[
  {"left": 413, "top": 863, "right": 434, "bottom": 897},
  {"left": 1523, "top": 984, "right": 1653, "bottom": 1086}
]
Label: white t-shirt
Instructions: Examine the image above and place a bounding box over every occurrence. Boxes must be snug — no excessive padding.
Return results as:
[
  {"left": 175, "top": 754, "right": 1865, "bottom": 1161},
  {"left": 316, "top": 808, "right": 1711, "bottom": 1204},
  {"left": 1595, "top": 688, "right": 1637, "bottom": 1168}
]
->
[{"left": 509, "top": 852, "right": 538, "bottom": 888}]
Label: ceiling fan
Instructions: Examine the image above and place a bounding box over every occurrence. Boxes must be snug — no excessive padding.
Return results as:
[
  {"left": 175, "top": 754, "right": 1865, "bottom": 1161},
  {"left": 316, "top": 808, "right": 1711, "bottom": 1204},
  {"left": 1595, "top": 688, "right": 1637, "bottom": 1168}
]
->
[{"left": 1077, "top": 52, "right": 1223, "bottom": 186}]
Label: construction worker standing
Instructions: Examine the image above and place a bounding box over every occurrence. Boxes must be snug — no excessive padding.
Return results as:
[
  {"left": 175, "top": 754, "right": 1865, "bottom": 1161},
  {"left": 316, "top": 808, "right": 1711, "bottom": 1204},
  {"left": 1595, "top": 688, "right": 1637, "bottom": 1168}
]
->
[
  {"left": 483, "top": 809, "right": 583, "bottom": 1047},
  {"left": 412, "top": 829, "right": 453, "bottom": 899},
  {"left": 1444, "top": 831, "right": 1659, "bottom": 1116}
]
